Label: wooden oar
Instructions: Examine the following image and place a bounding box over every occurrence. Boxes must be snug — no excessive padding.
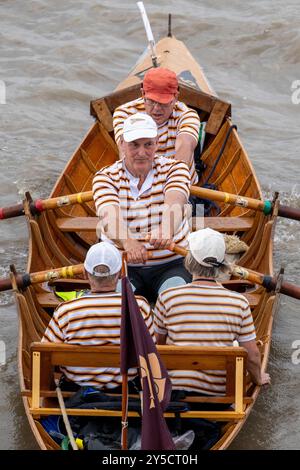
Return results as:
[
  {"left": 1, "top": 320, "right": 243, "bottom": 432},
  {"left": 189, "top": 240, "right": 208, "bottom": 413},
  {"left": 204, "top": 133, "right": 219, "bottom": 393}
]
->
[
  {"left": 0, "top": 192, "right": 93, "bottom": 220},
  {"left": 172, "top": 245, "right": 300, "bottom": 300},
  {"left": 1, "top": 186, "right": 300, "bottom": 221},
  {"left": 0, "top": 264, "right": 84, "bottom": 292},
  {"left": 191, "top": 186, "right": 300, "bottom": 221},
  {"left": 1, "top": 249, "right": 300, "bottom": 300},
  {"left": 172, "top": 244, "right": 300, "bottom": 298}
]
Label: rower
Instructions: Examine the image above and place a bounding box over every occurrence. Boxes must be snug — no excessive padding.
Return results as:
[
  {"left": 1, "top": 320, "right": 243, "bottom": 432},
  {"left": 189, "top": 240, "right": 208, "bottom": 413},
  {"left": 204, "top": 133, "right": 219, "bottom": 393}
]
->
[
  {"left": 153, "top": 228, "right": 271, "bottom": 398},
  {"left": 113, "top": 67, "right": 203, "bottom": 185},
  {"left": 93, "top": 113, "right": 192, "bottom": 302},
  {"left": 42, "top": 241, "right": 154, "bottom": 391}
]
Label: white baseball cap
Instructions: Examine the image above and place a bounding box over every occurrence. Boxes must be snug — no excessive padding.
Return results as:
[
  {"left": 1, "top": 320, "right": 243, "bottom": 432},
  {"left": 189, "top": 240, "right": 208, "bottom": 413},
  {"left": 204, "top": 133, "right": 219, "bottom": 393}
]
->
[
  {"left": 188, "top": 228, "right": 225, "bottom": 267},
  {"left": 122, "top": 112, "right": 158, "bottom": 142},
  {"left": 84, "top": 242, "right": 122, "bottom": 277}
]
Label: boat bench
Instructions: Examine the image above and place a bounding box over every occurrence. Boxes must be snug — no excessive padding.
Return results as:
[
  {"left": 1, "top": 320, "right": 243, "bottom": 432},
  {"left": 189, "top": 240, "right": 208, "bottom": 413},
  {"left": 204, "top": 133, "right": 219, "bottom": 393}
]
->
[
  {"left": 55, "top": 216, "right": 253, "bottom": 233},
  {"left": 28, "top": 343, "right": 248, "bottom": 421}
]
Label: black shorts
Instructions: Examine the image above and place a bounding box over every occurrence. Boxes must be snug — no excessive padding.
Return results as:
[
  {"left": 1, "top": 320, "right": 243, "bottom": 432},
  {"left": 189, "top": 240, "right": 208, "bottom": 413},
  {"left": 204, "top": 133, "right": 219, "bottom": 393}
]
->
[{"left": 128, "top": 257, "right": 192, "bottom": 303}]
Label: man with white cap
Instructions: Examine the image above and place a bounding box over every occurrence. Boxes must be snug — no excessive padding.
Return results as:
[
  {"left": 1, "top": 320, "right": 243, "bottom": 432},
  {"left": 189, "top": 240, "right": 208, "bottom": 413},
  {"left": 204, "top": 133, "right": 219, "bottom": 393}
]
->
[
  {"left": 153, "top": 228, "right": 270, "bottom": 397},
  {"left": 42, "top": 242, "right": 154, "bottom": 390},
  {"left": 93, "top": 112, "right": 192, "bottom": 301}
]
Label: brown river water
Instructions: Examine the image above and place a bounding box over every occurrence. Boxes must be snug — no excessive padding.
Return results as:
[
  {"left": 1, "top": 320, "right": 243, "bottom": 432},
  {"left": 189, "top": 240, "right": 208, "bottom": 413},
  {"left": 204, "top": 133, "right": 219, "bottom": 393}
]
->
[{"left": 0, "top": 0, "right": 299, "bottom": 450}]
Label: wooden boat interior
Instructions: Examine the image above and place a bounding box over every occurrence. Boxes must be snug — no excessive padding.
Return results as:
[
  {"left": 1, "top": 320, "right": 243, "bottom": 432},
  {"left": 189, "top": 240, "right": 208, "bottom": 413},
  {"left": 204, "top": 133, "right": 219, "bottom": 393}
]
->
[
  {"left": 12, "top": 35, "right": 280, "bottom": 450},
  {"left": 14, "top": 272, "right": 276, "bottom": 450}
]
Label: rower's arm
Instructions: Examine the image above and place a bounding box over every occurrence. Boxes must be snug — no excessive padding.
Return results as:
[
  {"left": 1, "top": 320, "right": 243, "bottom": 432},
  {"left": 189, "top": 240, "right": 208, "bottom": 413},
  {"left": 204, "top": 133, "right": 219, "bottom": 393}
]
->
[
  {"left": 163, "top": 190, "right": 188, "bottom": 238},
  {"left": 148, "top": 190, "right": 187, "bottom": 250},
  {"left": 163, "top": 158, "right": 190, "bottom": 238},
  {"left": 98, "top": 203, "right": 129, "bottom": 246},
  {"left": 175, "top": 133, "right": 198, "bottom": 167},
  {"left": 240, "top": 339, "right": 271, "bottom": 386},
  {"left": 148, "top": 160, "right": 190, "bottom": 250},
  {"left": 98, "top": 204, "right": 148, "bottom": 264},
  {"left": 93, "top": 173, "right": 147, "bottom": 263}
]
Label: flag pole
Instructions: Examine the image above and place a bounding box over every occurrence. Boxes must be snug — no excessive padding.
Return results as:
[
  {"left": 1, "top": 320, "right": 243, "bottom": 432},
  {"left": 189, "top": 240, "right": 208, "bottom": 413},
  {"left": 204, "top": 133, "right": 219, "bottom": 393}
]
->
[{"left": 121, "top": 252, "right": 129, "bottom": 450}]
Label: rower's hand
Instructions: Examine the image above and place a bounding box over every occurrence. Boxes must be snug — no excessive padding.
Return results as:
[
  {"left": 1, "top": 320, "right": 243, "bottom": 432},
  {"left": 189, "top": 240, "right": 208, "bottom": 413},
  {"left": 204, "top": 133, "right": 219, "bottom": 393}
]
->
[
  {"left": 260, "top": 372, "right": 271, "bottom": 386},
  {"left": 146, "top": 230, "right": 174, "bottom": 251},
  {"left": 123, "top": 239, "right": 148, "bottom": 264}
]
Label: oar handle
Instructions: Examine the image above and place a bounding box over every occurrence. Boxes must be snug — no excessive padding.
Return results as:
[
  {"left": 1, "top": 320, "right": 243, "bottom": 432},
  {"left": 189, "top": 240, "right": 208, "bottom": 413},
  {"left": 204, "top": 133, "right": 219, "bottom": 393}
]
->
[
  {"left": 170, "top": 243, "right": 188, "bottom": 257},
  {"left": 0, "top": 203, "right": 25, "bottom": 220},
  {"left": 278, "top": 204, "right": 300, "bottom": 222}
]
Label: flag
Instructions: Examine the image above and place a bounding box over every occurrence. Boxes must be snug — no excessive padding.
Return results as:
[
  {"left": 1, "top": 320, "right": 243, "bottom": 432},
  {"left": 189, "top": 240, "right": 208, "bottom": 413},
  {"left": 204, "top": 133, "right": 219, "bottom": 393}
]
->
[{"left": 120, "top": 275, "right": 175, "bottom": 450}]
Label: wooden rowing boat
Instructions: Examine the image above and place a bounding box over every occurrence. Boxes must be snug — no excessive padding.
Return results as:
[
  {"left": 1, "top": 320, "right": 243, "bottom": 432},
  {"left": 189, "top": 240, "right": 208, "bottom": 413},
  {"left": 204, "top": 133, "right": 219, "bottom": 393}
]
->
[{"left": 13, "top": 33, "right": 280, "bottom": 450}]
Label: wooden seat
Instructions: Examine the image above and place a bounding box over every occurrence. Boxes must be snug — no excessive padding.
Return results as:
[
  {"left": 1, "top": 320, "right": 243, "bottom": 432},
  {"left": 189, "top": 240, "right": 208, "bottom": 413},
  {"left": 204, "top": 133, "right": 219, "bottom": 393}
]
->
[
  {"left": 29, "top": 343, "right": 247, "bottom": 421},
  {"left": 56, "top": 216, "right": 253, "bottom": 233},
  {"left": 193, "top": 216, "right": 253, "bottom": 232},
  {"left": 56, "top": 217, "right": 98, "bottom": 232},
  {"left": 37, "top": 292, "right": 61, "bottom": 308}
]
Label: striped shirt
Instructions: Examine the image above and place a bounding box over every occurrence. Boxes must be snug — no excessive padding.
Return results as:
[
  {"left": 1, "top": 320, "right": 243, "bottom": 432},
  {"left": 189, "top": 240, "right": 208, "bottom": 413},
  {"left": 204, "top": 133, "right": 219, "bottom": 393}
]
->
[
  {"left": 93, "top": 156, "right": 191, "bottom": 266},
  {"left": 42, "top": 293, "right": 154, "bottom": 389},
  {"left": 153, "top": 282, "right": 256, "bottom": 395},
  {"left": 113, "top": 97, "right": 200, "bottom": 184}
]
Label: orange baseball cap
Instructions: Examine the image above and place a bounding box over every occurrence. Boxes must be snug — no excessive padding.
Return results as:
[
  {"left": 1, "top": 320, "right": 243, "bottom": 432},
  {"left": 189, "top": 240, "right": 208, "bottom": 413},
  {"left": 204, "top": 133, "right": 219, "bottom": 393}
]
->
[{"left": 143, "top": 67, "right": 178, "bottom": 104}]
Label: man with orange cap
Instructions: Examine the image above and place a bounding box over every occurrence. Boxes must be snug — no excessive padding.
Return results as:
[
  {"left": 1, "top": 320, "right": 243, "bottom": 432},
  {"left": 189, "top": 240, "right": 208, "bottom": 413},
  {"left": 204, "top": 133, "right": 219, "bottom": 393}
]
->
[{"left": 113, "top": 67, "right": 202, "bottom": 184}]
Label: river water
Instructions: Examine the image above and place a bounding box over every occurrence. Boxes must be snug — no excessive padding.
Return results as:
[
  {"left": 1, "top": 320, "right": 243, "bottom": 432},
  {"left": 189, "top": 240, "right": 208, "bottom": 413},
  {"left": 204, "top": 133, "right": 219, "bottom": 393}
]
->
[{"left": 0, "top": 0, "right": 299, "bottom": 450}]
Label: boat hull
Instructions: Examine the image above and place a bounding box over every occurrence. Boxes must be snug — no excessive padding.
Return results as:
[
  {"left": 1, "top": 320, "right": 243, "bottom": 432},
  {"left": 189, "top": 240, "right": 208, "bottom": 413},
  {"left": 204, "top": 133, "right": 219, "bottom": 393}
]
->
[{"left": 15, "top": 35, "right": 278, "bottom": 450}]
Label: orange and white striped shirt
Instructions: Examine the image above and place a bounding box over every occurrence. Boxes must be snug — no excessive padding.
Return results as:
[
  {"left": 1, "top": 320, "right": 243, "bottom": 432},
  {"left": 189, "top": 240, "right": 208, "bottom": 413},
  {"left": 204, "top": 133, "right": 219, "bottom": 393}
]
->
[
  {"left": 113, "top": 97, "right": 200, "bottom": 184},
  {"left": 93, "top": 156, "right": 191, "bottom": 266},
  {"left": 42, "top": 293, "right": 154, "bottom": 389},
  {"left": 153, "top": 282, "right": 256, "bottom": 395}
]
